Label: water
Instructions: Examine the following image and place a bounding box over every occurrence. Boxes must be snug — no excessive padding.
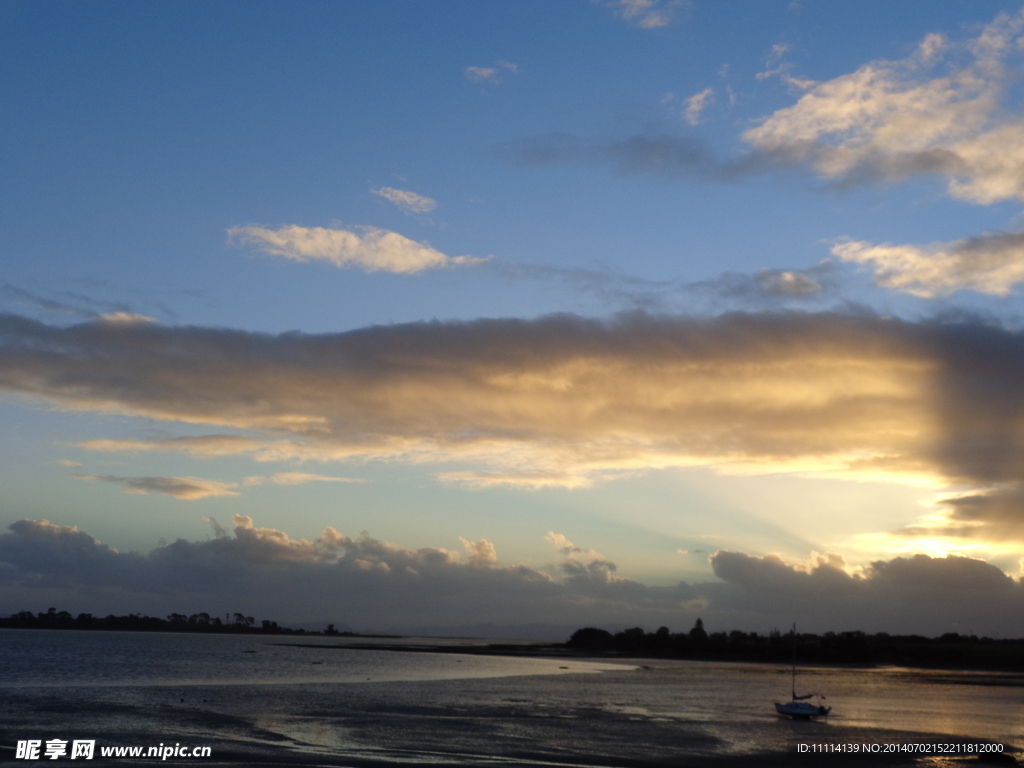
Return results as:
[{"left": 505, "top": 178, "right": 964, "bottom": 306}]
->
[
  {"left": 0, "top": 629, "right": 620, "bottom": 687},
  {"left": 1, "top": 629, "right": 1022, "bottom": 766}
]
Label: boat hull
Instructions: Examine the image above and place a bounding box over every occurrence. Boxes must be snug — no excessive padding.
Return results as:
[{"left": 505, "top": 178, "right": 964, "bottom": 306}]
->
[{"left": 775, "top": 701, "right": 831, "bottom": 719}]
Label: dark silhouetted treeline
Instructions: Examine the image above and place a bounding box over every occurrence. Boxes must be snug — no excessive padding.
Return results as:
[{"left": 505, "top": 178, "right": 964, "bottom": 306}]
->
[
  {"left": 567, "top": 619, "right": 1024, "bottom": 671},
  {"left": 0, "top": 607, "right": 349, "bottom": 636}
]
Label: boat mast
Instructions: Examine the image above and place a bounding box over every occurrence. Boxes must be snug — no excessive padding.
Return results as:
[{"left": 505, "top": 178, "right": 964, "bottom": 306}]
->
[{"left": 791, "top": 623, "right": 796, "bottom": 700}]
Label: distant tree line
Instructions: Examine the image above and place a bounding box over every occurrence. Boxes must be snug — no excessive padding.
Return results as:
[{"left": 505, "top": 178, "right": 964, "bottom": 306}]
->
[
  {"left": 0, "top": 607, "right": 348, "bottom": 636},
  {"left": 567, "top": 619, "right": 1024, "bottom": 671}
]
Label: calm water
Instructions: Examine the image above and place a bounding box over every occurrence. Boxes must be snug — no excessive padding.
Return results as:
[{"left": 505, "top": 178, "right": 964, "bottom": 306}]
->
[
  {"left": 0, "top": 629, "right": 620, "bottom": 687},
  {"left": 1, "top": 629, "right": 1022, "bottom": 766}
]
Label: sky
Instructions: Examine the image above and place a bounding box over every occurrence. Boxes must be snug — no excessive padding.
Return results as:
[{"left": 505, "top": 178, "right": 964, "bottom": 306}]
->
[{"left": 6, "top": 0, "right": 1024, "bottom": 637}]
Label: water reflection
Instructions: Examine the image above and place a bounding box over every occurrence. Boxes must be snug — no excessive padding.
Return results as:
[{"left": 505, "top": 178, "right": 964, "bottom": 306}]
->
[{"left": 2, "top": 630, "right": 1022, "bottom": 764}]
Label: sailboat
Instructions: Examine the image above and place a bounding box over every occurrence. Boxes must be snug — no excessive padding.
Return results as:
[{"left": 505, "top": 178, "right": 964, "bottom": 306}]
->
[{"left": 774, "top": 624, "right": 831, "bottom": 719}]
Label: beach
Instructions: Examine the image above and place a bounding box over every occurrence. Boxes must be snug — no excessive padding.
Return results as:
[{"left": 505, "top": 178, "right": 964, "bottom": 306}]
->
[{"left": 2, "top": 630, "right": 1021, "bottom": 766}]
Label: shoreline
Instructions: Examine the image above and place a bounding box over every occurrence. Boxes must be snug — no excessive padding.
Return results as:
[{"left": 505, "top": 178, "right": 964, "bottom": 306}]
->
[{"left": 269, "top": 639, "right": 1024, "bottom": 680}]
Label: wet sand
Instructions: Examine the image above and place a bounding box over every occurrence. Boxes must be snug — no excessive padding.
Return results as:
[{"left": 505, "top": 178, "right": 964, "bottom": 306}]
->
[{"left": 2, "top": 657, "right": 1016, "bottom": 767}]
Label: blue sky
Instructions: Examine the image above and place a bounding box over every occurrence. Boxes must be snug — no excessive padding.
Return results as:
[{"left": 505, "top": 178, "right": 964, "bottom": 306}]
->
[{"left": 6, "top": 0, "right": 1024, "bottom": 636}]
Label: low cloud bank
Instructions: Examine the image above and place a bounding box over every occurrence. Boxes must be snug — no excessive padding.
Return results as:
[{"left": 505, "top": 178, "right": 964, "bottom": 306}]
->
[{"left": 1, "top": 517, "right": 1022, "bottom": 636}]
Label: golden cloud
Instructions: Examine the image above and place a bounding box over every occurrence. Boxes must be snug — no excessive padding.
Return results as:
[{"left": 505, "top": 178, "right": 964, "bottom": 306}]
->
[{"left": 5, "top": 310, "right": 1024, "bottom": 542}]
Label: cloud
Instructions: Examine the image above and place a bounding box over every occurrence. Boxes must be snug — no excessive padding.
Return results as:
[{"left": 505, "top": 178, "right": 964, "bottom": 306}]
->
[
  {"left": 708, "top": 549, "right": 1024, "bottom": 635},
  {"left": 371, "top": 187, "right": 437, "bottom": 214},
  {"left": 205, "top": 517, "right": 228, "bottom": 538},
  {"left": 1, "top": 284, "right": 92, "bottom": 318},
  {"left": 500, "top": 261, "right": 835, "bottom": 312},
  {"left": 9, "top": 309, "right": 931, "bottom": 485},
  {"left": 266, "top": 472, "right": 364, "bottom": 485},
  {"left": 465, "top": 66, "right": 497, "bottom": 83},
  {"left": 438, "top": 470, "right": 599, "bottom": 490},
  {"left": 544, "top": 531, "right": 580, "bottom": 556},
  {"left": 96, "top": 312, "right": 156, "bottom": 325},
  {"left": 464, "top": 62, "right": 518, "bottom": 84},
  {"left": 73, "top": 474, "right": 239, "bottom": 500},
  {"left": 0, "top": 516, "right": 659, "bottom": 629},
  {"left": 755, "top": 44, "right": 792, "bottom": 81},
  {"left": 682, "top": 87, "right": 714, "bottom": 125},
  {"left": 11, "top": 309, "right": 1024, "bottom": 544},
  {"left": 2, "top": 517, "right": 1022, "bottom": 635},
  {"left": 743, "top": 11, "right": 1024, "bottom": 203},
  {"left": 459, "top": 537, "right": 498, "bottom": 567},
  {"left": 228, "top": 225, "right": 487, "bottom": 274},
  {"left": 597, "top": 0, "right": 687, "bottom": 29},
  {"left": 504, "top": 134, "right": 719, "bottom": 180},
  {"left": 687, "top": 263, "right": 836, "bottom": 303},
  {"left": 832, "top": 231, "right": 1024, "bottom": 297},
  {"left": 1, "top": 285, "right": 162, "bottom": 324},
  {"left": 508, "top": 11, "right": 1024, "bottom": 205},
  {"left": 500, "top": 261, "right": 680, "bottom": 310},
  {"left": 53, "top": 460, "right": 82, "bottom": 468},
  {"left": 77, "top": 435, "right": 304, "bottom": 460},
  {"left": 545, "top": 531, "right": 606, "bottom": 563},
  {"left": 503, "top": 132, "right": 810, "bottom": 183},
  {"left": 893, "top": 487, "right": 1024, "bottom": 544}
]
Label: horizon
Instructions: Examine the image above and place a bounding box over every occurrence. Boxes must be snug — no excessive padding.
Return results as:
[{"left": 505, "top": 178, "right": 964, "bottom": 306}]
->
[
  {"left": 5, "top": 1, "right": 1024, "bottom": 638},
  {"left": 6, "top": 607, "right": 1023, "bottom": 645}
]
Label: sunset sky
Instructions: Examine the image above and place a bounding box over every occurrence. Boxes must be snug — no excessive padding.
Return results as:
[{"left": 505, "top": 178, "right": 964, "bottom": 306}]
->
[{"left": 5, "top": 0, "right": 1024, "bottom": 636}]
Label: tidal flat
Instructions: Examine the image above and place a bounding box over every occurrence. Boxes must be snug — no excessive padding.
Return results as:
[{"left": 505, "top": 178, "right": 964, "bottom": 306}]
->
[{"left": 1, "top": 630, "right": 1021, "bottom": 767}]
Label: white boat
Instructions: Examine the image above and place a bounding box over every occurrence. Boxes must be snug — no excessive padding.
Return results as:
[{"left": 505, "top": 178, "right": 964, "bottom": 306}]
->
[{"left": 774, "top": 624, "right": 831, "bottom": 719}]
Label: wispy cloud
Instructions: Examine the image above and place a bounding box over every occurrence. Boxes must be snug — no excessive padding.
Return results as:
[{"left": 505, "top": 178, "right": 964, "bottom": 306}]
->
[
  {"left": 438, "top": 470, "right": 598, "bottom": 490},
  {"left": 0, "top": 284, "right": 159, "bottom": 323},
  {"left": 465, "top": 66, "right": 497, "bottom": 82},
  {"left": 500, "top": 261, "right": 678, "bottom": 310},
  {"left": 228, "top": 224, "right": 488, "bottom": 274},
  {"left": 1, "top": 284, "right": 92, "bottom": 317},
  {"left": 371, "top": 187, "right": 437, "bottom": 214},
  {"left": 244, "top": 472, "right": 365, "bottom": 486},
  {"left": 682, "top": 87, "right": 714, "bottom": 125},
  {"left": 78, "top": 435, "right": 288, "bottom": 459},
  {"left": 73, "top": 474, "right": 239, "bottom": 500},
  {"left": 755, "top": 43, "right": 793, "bottom": 81},
  {"left": 503, "top": 133, "right": 720, "bottom": 180},
  {"left": 96, "top": 312, "right": 156, "bottom": 325},
  {"left": 501, "top": 260, "right": 835, "bottom": 311},
  {"left": 465, "top": 61, "right": 519, "bottom": 84},
  {"left": 596, "top": 0, "right": 687, "bottom": 29}
]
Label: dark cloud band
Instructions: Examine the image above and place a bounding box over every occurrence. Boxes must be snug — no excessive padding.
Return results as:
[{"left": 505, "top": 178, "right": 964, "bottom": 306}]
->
[{"left": 5, "top": 310, "right": 1024, "bottom": 538}]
